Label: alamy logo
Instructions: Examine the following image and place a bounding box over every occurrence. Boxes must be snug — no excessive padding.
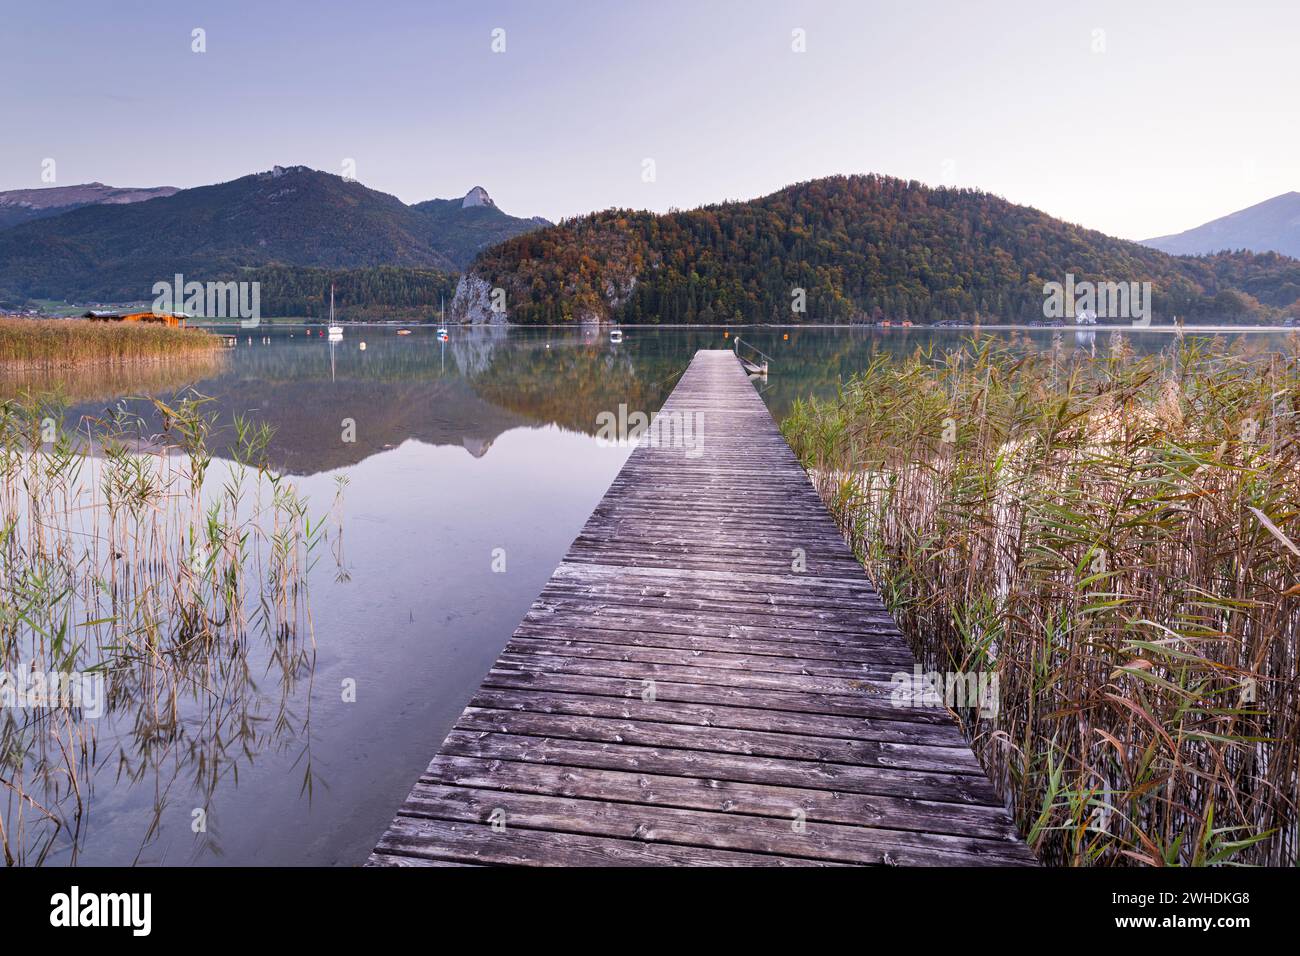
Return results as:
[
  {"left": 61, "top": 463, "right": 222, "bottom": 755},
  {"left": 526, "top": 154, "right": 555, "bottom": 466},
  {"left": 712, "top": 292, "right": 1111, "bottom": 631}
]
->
[
  {"left": 50, "top": 886, "right": 151, "bottom": 936},
  {"left": 0, "top": 669, "right": 105, "bottom": 718},
  {"left": 1042, "top": 273, "right": 1152, "bottom": 326},
  {"left": 595, "top": 403, "right": 705, "bottom": 458},
  {"left": 890, "top": 665, "right": 999, "bottom": 718},
  {"left": 152, "top": 273, "right": 261, "bottom": 328}
]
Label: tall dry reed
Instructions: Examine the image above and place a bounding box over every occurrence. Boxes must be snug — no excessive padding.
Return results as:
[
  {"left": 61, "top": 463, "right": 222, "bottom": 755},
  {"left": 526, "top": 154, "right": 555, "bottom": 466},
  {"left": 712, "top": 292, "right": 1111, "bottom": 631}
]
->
[
  {"left": 783, "top": 333, "right": 1300, "bottom": 866},
  {"left": 0, "top": 316, "right": 221, "bottom": 368}
]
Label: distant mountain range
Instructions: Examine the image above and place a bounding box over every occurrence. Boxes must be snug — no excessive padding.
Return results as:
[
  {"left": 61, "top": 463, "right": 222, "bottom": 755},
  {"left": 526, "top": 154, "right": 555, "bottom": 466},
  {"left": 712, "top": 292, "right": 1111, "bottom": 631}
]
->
[
  {"left": 0, "top": 167, "right": 548, "bottom": 303},
  {"left": 0, "top": 182, "right": 179, "bottom": 231},
  {"left": 1142, "top": 192, "right": 1300, "bottom": 259},
  {"left": 4, "top": 170, "right": 1299, "bottom": 324},
  {"left": 456, "top": 175, "right": 1300, "bottom": 325}
]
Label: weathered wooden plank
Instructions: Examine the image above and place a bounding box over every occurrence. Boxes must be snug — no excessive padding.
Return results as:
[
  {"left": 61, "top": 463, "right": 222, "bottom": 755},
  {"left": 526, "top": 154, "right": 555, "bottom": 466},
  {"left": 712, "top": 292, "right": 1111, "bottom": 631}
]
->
[
  {"left": 534, "top": 589, "right": 890, "bottom": 620},
  {"left": 454, "top": 707, "right": 987, "bottom": 773},
  {"left": 437, "top": 730, "right": 1005, "bottom": 806},
  {"left": 422, "top": 754, "right": 1023, "bottom": 841},
  {"left": 373, "top": 814, "right": 835, "bottom": 867},
  {"left": 369, "top": 350, "right": 1032, "bottom": 867},
  {"left": 363, "top": 852, "right": 478, "bottom": 867},
  {"left": 518, "top": 618, "right": 910, "bottom": 651},
  {"left": 520, "top": 611, "right": 911, "bottom": 648},
  {"left": 514, "top": 621, "right": 916, "bottom": 664},
  {"left": 545, "top": 566, "right": 889, "bottom": 607},
  {"left": 465, "top": 687, "right": 971, "bottom": 745},
  {"left": 397, "top": 783, "right": 1031, "bottom": 866},
  {"left": 525, "top": 600, "right": 904, "bottom": 635},
  {"left": 505, "top": 635, "right": 912, "bottom": 679},
  {"left": 492, "top": 650, "right": 901, "bottom": 697},
  {"left": 481, "top": 667, "right": 955, "bottom": 724}
]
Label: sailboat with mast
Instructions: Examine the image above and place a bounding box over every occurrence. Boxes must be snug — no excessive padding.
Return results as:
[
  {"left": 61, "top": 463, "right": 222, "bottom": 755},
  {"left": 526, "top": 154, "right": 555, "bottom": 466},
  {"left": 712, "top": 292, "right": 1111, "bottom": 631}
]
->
[
  {"left": 437, "top": 294, "right": 449, "bottom": 341},
  {"left": 328, "top": 283, "right": 343, "bottom": 339}
]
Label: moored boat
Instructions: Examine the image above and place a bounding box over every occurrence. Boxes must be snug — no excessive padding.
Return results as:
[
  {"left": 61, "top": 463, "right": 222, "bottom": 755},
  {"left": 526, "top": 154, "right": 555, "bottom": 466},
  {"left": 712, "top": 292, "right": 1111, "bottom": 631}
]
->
[{"left": 328, "top": 284, "right": 343, "bottom": 338}]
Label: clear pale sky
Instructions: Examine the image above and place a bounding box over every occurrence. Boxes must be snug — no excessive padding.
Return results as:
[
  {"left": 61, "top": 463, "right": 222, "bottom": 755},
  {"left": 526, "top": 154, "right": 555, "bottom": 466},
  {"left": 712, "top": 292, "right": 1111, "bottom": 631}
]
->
[{"left": 2, "top": 0, "right": 1295, "bottom": 240}]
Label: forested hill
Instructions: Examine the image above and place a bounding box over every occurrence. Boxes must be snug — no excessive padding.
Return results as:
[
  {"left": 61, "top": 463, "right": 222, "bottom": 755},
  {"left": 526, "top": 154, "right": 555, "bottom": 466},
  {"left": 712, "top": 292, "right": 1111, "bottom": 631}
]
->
[{"left": 463, "top": 175, "right": 1300, "bottom": 325}]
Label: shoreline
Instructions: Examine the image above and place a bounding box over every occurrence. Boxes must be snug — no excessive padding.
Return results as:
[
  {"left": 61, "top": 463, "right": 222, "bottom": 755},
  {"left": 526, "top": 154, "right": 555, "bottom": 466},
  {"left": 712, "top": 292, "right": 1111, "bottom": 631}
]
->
[
  {"left": 193, "top": 320, "right": 1300, "bottom": 333},
  {"left": 0, "top": 351, "right": 225, "bottom": 374}
]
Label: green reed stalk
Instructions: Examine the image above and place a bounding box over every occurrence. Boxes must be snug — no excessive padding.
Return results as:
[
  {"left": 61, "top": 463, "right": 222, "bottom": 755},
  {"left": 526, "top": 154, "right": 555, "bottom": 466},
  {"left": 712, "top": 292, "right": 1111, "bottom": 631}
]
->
[{"left": 0, "top": 388, "right": 320, "bottom": 865}]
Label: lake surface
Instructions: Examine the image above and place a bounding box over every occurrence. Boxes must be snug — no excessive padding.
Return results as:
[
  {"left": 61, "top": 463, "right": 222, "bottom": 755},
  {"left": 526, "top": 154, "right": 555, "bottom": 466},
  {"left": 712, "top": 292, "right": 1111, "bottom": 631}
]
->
[{"left": 6, "top": 323, "right": 1297, "bottom": 865}]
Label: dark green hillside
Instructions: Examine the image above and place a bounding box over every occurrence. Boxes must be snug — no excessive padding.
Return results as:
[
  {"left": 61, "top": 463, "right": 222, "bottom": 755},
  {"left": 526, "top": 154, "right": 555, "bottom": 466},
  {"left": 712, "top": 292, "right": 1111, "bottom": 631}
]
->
[
  {"left": 236, "top": 264, "right": 458, "bottom": 320},
  {"left": 0, "top": 166, "right": 454, "bottom": 301},
  {"left": 410, "top": 194, "right": 549, "bottom": 269},
  {"left": 0, "top": 169, "right": 545, "bottom": 305}
]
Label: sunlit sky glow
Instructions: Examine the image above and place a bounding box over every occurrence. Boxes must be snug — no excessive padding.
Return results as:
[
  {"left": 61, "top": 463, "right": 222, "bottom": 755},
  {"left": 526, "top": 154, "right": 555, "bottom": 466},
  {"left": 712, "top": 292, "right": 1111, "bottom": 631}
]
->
[{"left": 2, "top": 0, "right": 1296, "bottom": 240}]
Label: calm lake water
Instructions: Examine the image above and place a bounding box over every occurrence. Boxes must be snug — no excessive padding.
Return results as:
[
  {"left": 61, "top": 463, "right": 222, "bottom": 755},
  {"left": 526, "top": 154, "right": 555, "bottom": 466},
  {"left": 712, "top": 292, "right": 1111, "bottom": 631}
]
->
[{"left": 7, "top": 323, "right": 1297, "bottom": 865}]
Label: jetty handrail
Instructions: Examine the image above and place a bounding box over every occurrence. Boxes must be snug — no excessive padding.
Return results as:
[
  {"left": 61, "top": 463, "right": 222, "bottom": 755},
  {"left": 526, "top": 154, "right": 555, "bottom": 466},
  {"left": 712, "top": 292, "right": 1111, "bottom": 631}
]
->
[{"left": 733, "top": 336, "right": 773, "bottom": 369}]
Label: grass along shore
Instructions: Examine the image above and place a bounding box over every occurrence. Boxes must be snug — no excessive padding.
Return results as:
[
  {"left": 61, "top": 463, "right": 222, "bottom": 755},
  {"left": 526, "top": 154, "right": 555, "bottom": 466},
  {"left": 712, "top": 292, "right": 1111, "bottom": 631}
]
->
[
  {"left": 0, "top": 389, "right": 323, "bottom": 865},
  {"left": 783, "top": 334, "right": 1300, "bottom": 866},
  {"left": 0, "top": 316, "right": 222, "bottom": 370}
]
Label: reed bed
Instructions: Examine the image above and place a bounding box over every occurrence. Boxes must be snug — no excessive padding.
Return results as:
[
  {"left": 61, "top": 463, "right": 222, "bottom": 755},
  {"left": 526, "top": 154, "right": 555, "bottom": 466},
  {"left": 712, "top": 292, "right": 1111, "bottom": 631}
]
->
[
  {"left": 0, "top": 389, "right": 324, "bottom": 865},
  {"left": 0, "top": 316, "right": 221, "bottom": 368},
  {"left": 783, "top": 333, "right": 1300, "bottom": 866}
]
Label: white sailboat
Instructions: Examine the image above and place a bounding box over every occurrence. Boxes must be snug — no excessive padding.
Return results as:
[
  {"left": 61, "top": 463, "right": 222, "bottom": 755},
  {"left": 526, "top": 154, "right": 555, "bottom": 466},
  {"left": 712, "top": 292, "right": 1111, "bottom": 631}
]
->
[
  {"left": 328, "top": 283, "right": 343, "bottom": 339},
  {"left": 437, "top": 294, "right": 449, "bottom": 341}
]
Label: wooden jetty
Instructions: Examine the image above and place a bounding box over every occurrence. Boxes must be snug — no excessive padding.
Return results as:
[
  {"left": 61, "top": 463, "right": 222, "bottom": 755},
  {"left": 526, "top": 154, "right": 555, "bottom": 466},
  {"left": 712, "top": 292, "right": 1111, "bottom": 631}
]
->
[{"left": 369, "top": 350, "right": 1034, "bottom": 866}]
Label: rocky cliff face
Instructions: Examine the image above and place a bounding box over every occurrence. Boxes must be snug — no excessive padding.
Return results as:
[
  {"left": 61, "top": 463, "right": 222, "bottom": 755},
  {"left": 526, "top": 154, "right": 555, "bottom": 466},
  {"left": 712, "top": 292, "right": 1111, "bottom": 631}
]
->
[
  {"left": 450, "top": 267, "right": 633, "bottom": 327},
  {"left": 461, "top": 186, "right": 495, "bottom": 209},
  {"left": 450, "top": 272, "right": 507, "bottom": 324}
]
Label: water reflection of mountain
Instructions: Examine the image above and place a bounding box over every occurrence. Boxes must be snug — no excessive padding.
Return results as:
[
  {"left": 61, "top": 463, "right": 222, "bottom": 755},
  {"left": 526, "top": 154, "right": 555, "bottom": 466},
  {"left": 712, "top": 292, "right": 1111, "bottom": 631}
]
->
[
  {"left": 46, "top": 325, "right": 1252, "bottom": 477},
  {"left": 215, "top": 330, "right": 637, "bottom": 472},
  {"left": 216, "top": 374, "right": 533, "bottom": 471},
  {"left": 49, "top": 332, "right": 533, "bottom": 474},
  {"left": 469, "top": 342, "right": 686, "bottom": 434},
  {"left": 52, "top": 328, "right": 664, "bottom": 474}
]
